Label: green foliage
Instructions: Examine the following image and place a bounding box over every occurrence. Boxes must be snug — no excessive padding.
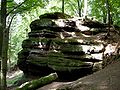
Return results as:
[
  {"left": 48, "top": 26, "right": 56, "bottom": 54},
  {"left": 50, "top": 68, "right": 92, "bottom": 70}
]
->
[
  {"left": 7, "top": 0, "right": 48, "bottom": 15},
  {"left": 8, "top": 16, "right": 28, "bottom": 66},
  {"left": 89, "top": 0, "right": 120, "bottom": 25}
]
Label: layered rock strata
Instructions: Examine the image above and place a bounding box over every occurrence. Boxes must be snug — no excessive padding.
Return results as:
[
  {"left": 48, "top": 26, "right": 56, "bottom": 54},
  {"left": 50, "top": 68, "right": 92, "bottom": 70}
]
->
[{"left": 18, "top": 12, "right": 119, "bottom": 80}]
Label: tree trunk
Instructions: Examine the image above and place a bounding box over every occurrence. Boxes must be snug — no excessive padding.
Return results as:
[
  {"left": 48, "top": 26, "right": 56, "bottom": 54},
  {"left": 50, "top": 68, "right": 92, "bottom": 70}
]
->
[
  {"left": 0, "top": 24, "right": 3, "bottom": 58},
  {"left": 77, "top": 0, "right": 82, "bottom": 17},
  {"left": 16, "top": 73, "right": 58, "bottom": 90},
  {"left": 105, "top": 0, "right": 111, "bottom": 35},
  {"left": 102, "top": 7, "right": 107, "bottom": 23},
  {"left": 62, "top": 0, "right": 64, "bottom": 13},
  {"left": 0, "top": 0, "right": 8, "bottom": 90},
  {"left": 83, "top": 0, "right": 87, "bottom": 17},
  {"left": 1, "top": 28, "right": 9, "bottom": 90},
  {"left": 0, "top": 21, "right": 2, "bottom": 89}
]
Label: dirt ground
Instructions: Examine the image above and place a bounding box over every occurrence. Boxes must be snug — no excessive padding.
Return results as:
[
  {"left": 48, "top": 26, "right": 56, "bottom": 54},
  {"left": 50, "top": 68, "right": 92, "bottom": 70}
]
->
[
  {"left": 37, "top": 61, "right": 120, "bottom": 90},
  {"left": 7, "top": 61, "right": 120, "bottom": 90}
]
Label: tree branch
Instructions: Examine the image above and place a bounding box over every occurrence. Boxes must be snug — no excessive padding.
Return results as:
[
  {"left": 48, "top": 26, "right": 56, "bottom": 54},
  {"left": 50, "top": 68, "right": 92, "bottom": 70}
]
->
[
  {"left": 6, "top": 0, "right": 27, "bottom": 16},
  {"left": 7, "top": 14, "right": 16, "bottom": 30}
]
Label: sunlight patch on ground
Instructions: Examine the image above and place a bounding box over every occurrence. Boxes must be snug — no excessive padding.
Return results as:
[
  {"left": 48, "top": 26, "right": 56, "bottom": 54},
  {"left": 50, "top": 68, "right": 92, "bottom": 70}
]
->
[
  {"left": 7, "top": 70, "right": 23, "bottom": 79},
  {"left": 7, "top": 70, "right": 24, "bottom": 87}
]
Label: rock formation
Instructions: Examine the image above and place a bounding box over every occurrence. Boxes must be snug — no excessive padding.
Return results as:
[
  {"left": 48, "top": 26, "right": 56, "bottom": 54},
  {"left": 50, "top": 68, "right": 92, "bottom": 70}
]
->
[{"left": 18, "top": 12, "right": 120, "bottom": 80}]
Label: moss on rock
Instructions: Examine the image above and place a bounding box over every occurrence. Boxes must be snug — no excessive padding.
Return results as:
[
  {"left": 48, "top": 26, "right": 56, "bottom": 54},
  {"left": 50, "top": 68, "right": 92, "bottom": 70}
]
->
[
  {"left": 16, "top": 73, "right": 58, "bottom": 90},
  {"left": 39, "top": 12, "right": 71, "bottom": 19}
]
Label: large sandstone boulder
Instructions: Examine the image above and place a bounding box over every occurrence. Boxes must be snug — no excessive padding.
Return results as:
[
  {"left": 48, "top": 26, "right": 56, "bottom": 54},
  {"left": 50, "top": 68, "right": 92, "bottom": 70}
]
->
[{"left": 18, "top": 12, "right": 119, "bottom": 80}]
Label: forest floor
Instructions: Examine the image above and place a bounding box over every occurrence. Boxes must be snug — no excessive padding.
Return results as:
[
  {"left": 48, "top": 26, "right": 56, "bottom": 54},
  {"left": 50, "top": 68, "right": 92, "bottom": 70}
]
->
[
  {"left": 37, "top": 61, "right": 120, "bottom": 90},
  {"left": 7, "top": 70, "right": 24, "bottom": 90},
  {"left": 7, "top": 60, "right": 120, "bottom": 90}
]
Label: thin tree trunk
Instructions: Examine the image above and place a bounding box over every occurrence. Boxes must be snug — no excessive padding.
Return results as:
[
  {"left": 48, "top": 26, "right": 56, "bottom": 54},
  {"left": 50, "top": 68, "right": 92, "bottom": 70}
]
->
[
  {"left": 0, "top": 19, "right": 2, "bottom": 89},
  {"left": 77, "top": 0, "right": 82, "bottom": 17},
  {"left": 105, "top": 0, "right": 111, "bottom": 35},
  {"left": 0, "top": 0, "right": 8, "bottom": 90},
  {"left": 0, "top": 24, "right": 3, "bottom": 59},
  {"left": 83, "top": 0, "right": 87, "bottom": 17},
  {"left": 102, "top": 6, "right": 107, "bottom": 23},
  {"left": 103, "top": 13, "right": 107, "bottom": 23},
  {"left": 62, "top": 0, "right": 64, "bottom": 13}
]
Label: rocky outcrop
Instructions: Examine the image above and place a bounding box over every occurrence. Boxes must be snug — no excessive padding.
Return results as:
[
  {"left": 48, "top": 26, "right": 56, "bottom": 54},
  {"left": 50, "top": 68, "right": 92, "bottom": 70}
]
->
[{"left": 18, "top": 12, "right": 119, "bottom": 80}]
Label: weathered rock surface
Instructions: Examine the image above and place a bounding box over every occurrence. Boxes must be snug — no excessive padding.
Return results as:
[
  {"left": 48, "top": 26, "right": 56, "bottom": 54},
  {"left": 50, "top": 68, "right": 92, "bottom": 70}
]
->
[{"left": 17, "top": 12, "right": 120, "bottom": 80}]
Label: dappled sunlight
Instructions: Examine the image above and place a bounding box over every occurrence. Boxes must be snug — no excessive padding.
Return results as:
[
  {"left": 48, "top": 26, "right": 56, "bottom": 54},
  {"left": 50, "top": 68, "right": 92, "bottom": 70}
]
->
[
  {"left": 104, "top": 44, "right": 117, "bottom": 56},
  {"left": 77, "top": 25, "right": 90, "bottom": 31},
  {"left": 7, "top": 70, "right": 23, "bottom": 79},
  {"left": 18, "top": 82, "right": 29, "bottom": 88},
  {"left": 81, "top": 44, "right": 104, "bottom": 54},
  {"left": 7, "top": 70, "right": 24, "bottom": 87},
  {"left": 54, "top": 19, "right": 65, "bottom": 27},
  {"left": 91, "top": 53, "right": 103, "bottom": 60}
]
